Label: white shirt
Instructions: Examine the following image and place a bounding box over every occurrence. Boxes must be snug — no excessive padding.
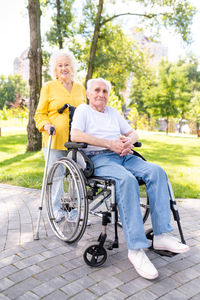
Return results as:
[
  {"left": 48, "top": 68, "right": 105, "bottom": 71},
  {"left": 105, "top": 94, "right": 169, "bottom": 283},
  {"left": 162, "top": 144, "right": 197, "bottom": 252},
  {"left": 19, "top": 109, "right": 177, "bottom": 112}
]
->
[{"left": 71, "top": 103, "right": 132, "bottom": 152}]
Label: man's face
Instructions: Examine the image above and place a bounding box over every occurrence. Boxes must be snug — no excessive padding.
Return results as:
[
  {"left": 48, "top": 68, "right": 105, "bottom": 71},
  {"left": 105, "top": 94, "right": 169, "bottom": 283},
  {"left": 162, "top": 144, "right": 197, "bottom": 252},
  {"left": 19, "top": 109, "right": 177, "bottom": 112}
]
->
[{"left": 87, "top": 81, "right": 109, "bottom": 112}]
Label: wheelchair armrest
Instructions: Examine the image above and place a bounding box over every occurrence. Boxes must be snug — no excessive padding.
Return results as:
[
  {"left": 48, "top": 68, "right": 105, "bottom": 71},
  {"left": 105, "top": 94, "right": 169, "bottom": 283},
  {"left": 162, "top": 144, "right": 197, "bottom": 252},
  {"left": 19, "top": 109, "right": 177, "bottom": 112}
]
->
[
  {"left": 134, "top": 142, "right": 142, "bottom": 147},
  {"left": 64, "top": 142, "right": 88, "bottom": 149}
]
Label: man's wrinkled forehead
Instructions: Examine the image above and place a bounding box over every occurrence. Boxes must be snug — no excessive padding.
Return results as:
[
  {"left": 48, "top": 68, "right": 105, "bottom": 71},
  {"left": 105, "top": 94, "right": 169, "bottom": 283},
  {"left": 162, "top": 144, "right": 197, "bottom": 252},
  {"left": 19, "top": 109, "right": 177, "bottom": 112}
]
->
[{"left": 90, "top": 81, "right": 109, "bottom": 93}]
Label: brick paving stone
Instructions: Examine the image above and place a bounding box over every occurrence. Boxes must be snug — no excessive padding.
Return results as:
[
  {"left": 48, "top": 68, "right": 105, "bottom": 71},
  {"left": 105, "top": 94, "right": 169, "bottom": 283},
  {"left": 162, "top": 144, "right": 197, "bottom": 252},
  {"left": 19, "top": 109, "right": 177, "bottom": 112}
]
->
[
  {"left": 2, "top": 277, "right": 40, "bottom": 299},
  {"left": 155, "top": 266, "right": 175, "bottom": 280},
  {"left": 1, "top": 184, "right": 200, "bottom": 300},
  {"left": 88, "top": 265, "right": 122, "bottom": 281},
  {"left": 88, "top": 276, "right": 123, "bottom": 296},
  {"left": 113, "top": 258, "right": 132, "bottom": 271},
  {"left": 0, "top": 254, "right": 21, "bottom": 268},
  {"left": 191, "top": 293, "right": 200, "bottom": 300},
  {"left": 0, "top": 294, "right": 10, "bottom": 300},
  {"left": 16, "top": 291, "right": 40, "bottom": 300},
  {"left": 32, "top": 277, "right": 67, "bottom": 297},
  {"left": 8, "top": 265, "right": 42, "bottom": 282},
  {"left": 0, "top": 265, "right": 19, "bottom": 280},
  {"left": 175, "top": 277, "right": 200, "bottom": 298},
  {"left": 34, "top": 254, "right": 67, "bottom": 269},
  {"left": 97, "top": 288, "right": 127, "bottom": 300},
  {"left": 34, "top": 265, "right": 68, "bottom": 282},
  {"left": 69, "top": 289, "right": 97, "bottom": 300},
  {"left": 13, "top": 254, "right": 46, "bottom": 270},
  {"left": 127, "top": 289, "right": 158, "bottom": 300},
  {"left": 61, "top": 276, "right": 95, "bottom": 297},
  {"left": 61, "top": 265, "right": 94, "bottom": 282},
  {"left": 147, "top": 277, "right": 181, "bottom": 297},
  {"left": 157, "top": 289, "right": 190, "bottom": 300},
  {"left": 170, "top": 267, "right": 200, "bottom": 284},
  {"left": 41, "top": 290, "right": 68, "bottom": 300},
  {"left": 193, "top": 263, "right": 200, "bottom": 274},
  {"left": 115, "top": 268, "right": 139, "bottom": 283},
  {"left": 118, "top": 277, "right": 153, "bottom": 296},
  {"left": 0, "top": 277, "right": 15, "bottom": 291},
  {"left": 166, "top": 257, "right": 195, "bottom": 272}
]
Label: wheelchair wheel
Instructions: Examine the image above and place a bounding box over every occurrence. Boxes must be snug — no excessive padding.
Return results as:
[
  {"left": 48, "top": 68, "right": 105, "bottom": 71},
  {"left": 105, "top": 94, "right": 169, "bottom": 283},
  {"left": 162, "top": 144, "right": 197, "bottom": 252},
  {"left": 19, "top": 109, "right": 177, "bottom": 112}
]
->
[
  {"left": 83, "top": 244, "right": 107, "bottom": 267},
  {"left": 46, "top": 157, "right": 88, "bottom": 243}
]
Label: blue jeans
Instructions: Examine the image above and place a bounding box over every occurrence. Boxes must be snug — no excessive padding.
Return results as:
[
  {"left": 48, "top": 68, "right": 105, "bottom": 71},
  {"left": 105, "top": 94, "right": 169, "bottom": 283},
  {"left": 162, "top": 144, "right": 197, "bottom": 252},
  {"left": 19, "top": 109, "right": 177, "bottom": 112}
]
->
[
  {"left": 88, "top": 152, "right": 173, "bottom": 250},
  {"left": 43, "top": 148, "right": 67, "bottom": 213}
]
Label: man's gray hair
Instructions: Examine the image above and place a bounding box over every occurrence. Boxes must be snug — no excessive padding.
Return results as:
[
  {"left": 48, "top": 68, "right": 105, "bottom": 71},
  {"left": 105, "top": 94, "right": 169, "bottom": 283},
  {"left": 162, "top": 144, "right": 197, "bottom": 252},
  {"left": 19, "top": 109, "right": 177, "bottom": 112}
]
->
[
  {"left": 49, "top": 48, "right": 77, "bottom": 80},
  {"left": 87, "top": 78, "right": 112, "bottom": 94}
]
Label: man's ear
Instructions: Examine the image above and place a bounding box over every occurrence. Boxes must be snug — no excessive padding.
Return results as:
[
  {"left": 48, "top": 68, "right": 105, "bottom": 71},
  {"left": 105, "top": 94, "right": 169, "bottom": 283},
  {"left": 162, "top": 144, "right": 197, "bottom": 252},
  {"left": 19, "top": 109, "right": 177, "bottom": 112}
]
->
[{"left": 86, "top": 90, "right": 90, "bottom": 99}]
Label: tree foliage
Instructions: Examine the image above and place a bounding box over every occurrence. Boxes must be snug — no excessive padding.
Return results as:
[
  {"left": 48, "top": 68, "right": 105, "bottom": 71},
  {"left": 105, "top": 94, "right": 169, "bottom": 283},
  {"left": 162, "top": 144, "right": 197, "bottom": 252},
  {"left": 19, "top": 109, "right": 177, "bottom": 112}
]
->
[
  {"left": 44, "top": 0, "right": 196, "bottom": 86},
  {"left": 46, "top": 0, "right": 75, "bottom": 49},
  {"left": 0, "top": 75, "right": 29, "bottom": 109}
]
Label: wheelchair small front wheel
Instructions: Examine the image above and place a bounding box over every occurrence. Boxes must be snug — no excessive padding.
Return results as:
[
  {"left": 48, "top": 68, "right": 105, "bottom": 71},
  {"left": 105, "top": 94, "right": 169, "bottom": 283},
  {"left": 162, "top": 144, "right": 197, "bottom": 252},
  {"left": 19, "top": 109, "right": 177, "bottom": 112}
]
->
[{"left": 83, "top": 244, "right": 107, "bottom": 267}]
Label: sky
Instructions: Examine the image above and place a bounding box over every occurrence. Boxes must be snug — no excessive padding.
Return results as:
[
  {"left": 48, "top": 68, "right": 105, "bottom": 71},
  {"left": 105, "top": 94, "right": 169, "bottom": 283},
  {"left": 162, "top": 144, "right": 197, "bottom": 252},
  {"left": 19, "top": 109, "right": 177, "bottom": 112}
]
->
[{"left": 0, "top": 0, "right": 199, "bottom": 77}]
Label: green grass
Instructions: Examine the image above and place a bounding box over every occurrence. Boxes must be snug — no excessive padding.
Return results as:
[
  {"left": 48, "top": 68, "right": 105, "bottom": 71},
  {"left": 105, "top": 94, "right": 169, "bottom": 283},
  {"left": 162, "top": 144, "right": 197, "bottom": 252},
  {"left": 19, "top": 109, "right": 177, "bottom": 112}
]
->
[
  {"left": 0, "top": 130, "right": 200, "bottom": 198},
  {"left": 138, "top": 132, "right": 200, "bottom": 199},
  {"left": 0, "top": 131, "right": 44, "bottom": 189}
]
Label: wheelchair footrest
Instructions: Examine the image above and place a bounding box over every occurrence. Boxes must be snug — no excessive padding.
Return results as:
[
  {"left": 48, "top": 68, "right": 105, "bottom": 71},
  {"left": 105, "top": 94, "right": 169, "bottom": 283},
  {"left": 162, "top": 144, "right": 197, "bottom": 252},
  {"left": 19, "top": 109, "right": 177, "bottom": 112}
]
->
[
  {"left": 149, "top": 246, "right": 178, "bottom": 257},
  {"left": 106, "top": 239, "right": 119, "bottom": 250}
]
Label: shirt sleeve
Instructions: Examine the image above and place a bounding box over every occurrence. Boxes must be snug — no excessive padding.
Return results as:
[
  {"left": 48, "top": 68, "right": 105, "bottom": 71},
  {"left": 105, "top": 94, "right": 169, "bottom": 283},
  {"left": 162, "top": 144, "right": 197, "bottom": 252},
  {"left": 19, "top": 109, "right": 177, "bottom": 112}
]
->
[
  {"left": 71, "top": 104, "right": 87, "bottom": 132},
  {"left": 114, "top": 108, "right": 132, "bottom": 135},
  {"left": 34, "top": 84, "right": 51, "bottom": 132}
]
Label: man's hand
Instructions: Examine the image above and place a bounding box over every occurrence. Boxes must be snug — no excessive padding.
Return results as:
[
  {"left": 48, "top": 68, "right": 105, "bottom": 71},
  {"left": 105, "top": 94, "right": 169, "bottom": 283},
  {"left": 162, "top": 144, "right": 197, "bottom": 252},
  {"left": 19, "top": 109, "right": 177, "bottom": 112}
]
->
[
  {"left": 109, "top": 137, "right": 133, "bottom": 156},
  {"left": 109, "top": 139, "right": 125, "bottom": 154},
  {"left": 119, "top": 136, "right": 133, "bottom": 156},
  {"left": 44, "top": 124, "right": 56, "bottom": 135}
]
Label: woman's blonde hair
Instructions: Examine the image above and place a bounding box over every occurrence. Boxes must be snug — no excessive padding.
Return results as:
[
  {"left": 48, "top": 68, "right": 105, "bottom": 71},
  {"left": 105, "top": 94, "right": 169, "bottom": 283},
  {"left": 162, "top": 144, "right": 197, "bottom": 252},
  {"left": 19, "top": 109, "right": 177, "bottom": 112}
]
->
[{"left": 49, "top": 48, "right": 77, "bottom": 80}]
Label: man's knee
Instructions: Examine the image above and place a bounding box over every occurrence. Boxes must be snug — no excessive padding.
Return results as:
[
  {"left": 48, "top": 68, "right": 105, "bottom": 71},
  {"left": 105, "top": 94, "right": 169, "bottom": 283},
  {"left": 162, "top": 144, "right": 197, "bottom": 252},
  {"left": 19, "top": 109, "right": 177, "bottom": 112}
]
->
[{"left": 148, "top": 163, "right": 167, "bottom": 182}]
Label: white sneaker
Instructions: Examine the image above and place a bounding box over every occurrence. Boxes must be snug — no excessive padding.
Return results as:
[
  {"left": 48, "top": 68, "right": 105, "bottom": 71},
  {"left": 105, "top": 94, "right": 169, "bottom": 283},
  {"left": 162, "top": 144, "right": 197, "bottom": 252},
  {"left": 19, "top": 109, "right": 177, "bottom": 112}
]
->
[
  {"left": 54, "top": 210, "right": 65, "bottom": 223},
  {"left": 128, "top": 249, "right": 158, "bottom": 280},
  {"left": 153, "top": 233, "right": 190, "bottom": 253}
]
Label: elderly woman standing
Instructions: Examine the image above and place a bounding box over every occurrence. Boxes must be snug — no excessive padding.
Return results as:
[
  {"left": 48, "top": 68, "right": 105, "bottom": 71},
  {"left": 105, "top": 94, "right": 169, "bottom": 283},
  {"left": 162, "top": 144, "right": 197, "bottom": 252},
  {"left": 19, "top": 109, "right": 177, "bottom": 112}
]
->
[{"left": 34, "top": 48, "right": 86, "bottom": 222}]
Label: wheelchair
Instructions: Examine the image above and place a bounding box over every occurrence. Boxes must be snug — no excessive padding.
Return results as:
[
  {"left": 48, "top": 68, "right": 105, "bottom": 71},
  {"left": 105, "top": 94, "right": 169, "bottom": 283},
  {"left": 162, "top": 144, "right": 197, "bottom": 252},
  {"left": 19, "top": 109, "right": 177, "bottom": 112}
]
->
[{"left": 34, "top": 104, "right": 186, "bottom": 267}]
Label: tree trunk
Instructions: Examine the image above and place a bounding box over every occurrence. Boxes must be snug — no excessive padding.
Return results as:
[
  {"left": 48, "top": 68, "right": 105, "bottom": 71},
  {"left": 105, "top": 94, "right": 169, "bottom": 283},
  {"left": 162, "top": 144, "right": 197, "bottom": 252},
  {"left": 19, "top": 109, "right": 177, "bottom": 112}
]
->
[
  {"left": 85, "top": 0, "right": 103, "bottom": 93},
  {"left": 27, "top": 0, "right": 42, "bottom": 151},
  {"left": 56, "top": 0, "right": 63, "bottom": 49},
  {"left": 166, "top": 116, "right": 169, "bottom": 135}
]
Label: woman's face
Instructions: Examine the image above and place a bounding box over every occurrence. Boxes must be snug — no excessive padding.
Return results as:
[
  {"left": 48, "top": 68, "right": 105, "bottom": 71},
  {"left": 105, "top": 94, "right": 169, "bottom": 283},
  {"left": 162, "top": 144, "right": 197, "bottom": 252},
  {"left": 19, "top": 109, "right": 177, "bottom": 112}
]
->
[{"left": 55, "top": 56, "right": 73, "bottom": 82}]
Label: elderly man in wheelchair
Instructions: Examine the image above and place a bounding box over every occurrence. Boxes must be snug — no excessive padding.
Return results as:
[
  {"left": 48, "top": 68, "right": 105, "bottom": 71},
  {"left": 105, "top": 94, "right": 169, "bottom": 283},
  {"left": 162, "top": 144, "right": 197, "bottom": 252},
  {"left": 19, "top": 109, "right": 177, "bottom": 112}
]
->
[{"left": 43, "top": 77, "right": 189, "bottom": 281}]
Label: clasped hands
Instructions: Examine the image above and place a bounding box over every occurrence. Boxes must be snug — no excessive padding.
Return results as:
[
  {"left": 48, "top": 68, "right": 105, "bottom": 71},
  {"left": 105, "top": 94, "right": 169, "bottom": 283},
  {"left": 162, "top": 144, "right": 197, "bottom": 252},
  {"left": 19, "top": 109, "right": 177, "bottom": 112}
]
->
[{"left": 110, "top": 136, "right": 133, "bottom": 156}]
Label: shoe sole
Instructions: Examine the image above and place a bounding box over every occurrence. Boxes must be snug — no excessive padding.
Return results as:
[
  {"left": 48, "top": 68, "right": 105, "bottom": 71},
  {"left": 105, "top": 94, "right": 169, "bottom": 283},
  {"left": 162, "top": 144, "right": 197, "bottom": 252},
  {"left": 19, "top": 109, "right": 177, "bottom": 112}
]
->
[
  {"left": 153, "top": 245, "right": 189, "bottom": 254},
  {"left": 135, "top": 266, "right": 159, "bottom": 280}
]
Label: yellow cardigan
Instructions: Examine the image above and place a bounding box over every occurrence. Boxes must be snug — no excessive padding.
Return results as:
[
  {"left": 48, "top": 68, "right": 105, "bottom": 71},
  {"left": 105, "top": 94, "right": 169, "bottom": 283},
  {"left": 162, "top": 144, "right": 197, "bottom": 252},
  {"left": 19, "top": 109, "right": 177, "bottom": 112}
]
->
[{"left": 34, "top": 80, "right": 86, "bottom": 150}]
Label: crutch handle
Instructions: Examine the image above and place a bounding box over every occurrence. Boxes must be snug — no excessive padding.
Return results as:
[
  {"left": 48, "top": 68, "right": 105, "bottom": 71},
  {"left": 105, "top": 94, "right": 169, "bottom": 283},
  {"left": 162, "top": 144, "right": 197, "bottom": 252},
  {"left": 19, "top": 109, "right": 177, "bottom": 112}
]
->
[
  {"left": 50, "top": 126, "right": 55, "bottom": 135},
  {"left": 58, "top": 103, "right": 69, "bottom": 114}
]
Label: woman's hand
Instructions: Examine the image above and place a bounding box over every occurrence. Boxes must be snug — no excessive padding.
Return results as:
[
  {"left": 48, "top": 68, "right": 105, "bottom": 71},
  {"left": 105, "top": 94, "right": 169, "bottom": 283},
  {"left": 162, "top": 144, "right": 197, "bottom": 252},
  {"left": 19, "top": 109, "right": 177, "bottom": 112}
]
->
[{"left": 44, "top": 124, "right": 56, "bottom": 135}]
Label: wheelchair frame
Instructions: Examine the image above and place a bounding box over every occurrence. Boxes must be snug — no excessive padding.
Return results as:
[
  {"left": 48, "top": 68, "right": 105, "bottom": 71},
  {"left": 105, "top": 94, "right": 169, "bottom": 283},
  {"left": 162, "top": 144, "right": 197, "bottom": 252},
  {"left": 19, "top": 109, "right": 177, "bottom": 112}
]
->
[{"left": 34, "top": 104, "right": 186, "bottom": 267}]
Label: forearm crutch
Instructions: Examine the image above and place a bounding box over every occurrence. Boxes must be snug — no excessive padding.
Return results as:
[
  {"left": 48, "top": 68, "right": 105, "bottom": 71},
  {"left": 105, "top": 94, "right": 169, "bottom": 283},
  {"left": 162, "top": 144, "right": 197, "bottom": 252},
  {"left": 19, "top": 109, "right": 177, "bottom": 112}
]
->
[{"left": 34, "top": 127, "right": 54, "bottom": 240}]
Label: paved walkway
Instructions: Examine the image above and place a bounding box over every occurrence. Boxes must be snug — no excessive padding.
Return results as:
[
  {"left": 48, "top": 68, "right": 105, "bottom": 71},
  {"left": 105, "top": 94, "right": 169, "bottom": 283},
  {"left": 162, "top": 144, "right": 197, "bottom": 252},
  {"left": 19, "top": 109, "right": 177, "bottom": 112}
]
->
[{"left": 0, "top": 184, "right": 200, "bottom": 300}]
